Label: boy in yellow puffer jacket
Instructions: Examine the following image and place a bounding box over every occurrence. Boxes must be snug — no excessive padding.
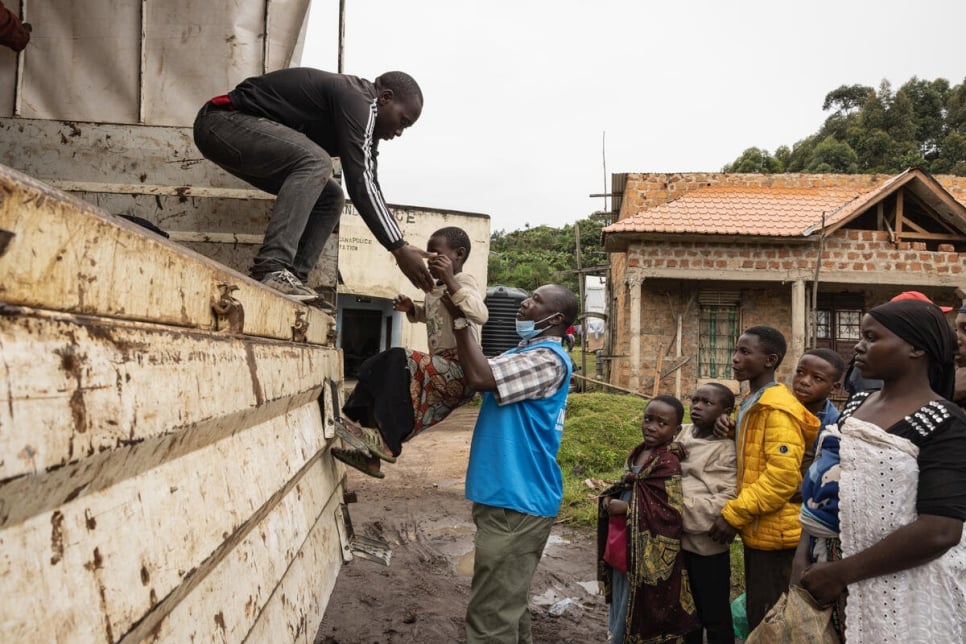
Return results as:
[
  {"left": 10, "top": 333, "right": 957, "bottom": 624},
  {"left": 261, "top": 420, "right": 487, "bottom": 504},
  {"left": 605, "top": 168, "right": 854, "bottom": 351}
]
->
[{"left": 708, "top": 325, "right": 820, "bottom": 632}]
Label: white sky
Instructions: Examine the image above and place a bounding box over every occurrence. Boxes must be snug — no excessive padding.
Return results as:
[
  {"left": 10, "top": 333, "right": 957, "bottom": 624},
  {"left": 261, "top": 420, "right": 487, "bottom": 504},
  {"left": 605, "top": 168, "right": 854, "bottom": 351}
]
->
[{"left": 301, "top": 0, "right": 966, "bottom": 233}]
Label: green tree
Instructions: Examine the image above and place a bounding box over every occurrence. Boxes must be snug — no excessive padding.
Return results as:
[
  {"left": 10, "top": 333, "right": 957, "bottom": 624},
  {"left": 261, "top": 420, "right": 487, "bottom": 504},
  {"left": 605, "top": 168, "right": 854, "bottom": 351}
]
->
[
  {"left": 722, "top": 76, "right": 966, "bottom": 176},
  {"left": 487, "top": 216, "right": 607, "bottom": 297},
  {"left": 722, "top": 147, "right": 784, "bottom": 173}
]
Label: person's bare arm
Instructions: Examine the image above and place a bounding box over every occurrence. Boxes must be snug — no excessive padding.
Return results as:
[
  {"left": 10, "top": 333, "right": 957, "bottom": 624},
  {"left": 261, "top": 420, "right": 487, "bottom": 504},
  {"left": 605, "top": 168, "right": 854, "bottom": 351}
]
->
[
  {"left": 790, "top": 531, "right": 812, "bottom": 586},
  {"left": 800, "top": 514, "right": 963, "bottom": 605},
  {"left": 452, "top": 324, "right": 496, "bottom": 390},
  {"left": 954, "top": 367, "right": 966, "bottom": 404}
]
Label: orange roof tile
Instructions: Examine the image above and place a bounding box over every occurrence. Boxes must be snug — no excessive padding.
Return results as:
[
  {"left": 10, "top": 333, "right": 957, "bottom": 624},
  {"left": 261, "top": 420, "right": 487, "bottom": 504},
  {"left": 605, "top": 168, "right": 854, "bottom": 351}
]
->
[{"left": 605, "top": 185, "right": 866, "bottom": 237}]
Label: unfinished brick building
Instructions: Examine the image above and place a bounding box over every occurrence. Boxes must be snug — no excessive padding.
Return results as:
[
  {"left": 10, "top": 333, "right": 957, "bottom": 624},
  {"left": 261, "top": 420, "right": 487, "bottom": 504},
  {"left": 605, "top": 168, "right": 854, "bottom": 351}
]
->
[{"left": 602, "top": 167, "right": 966, "bottom": 399}]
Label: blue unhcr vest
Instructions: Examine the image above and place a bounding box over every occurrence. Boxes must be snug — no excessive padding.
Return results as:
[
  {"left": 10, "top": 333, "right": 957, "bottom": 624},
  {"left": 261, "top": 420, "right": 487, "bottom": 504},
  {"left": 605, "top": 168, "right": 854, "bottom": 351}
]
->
[{"left": 465, "top": 339, "right": 572, "bottom": 517}]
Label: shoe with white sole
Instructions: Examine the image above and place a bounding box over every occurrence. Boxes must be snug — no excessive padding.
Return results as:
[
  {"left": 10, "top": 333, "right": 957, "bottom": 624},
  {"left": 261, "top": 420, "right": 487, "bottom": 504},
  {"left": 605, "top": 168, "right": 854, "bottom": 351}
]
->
[{"left": 259, "top": 269, "right": 319, "bottom": 301}]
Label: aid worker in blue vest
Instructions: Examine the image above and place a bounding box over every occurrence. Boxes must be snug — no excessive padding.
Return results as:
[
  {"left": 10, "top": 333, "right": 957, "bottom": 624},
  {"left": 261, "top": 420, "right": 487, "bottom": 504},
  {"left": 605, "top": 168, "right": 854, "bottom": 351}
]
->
[{"left": 447, "top": 282, "right": 578, "bottom": 643}]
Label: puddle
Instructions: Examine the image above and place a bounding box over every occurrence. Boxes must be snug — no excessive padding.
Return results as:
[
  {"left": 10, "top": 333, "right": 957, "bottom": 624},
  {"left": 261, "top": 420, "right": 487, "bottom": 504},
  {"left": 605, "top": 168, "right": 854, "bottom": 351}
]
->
[{"left": 455, "top": 550, "right": 474, "bottom": 577}]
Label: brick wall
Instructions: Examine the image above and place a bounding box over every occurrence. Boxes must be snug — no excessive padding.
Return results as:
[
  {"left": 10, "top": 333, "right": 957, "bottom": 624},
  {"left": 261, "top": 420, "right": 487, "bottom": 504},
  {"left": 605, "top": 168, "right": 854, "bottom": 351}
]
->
[
  {"left": 623, "top": 229, "right": 962, "bottom": 276},
  {"left": 611, "top": 282, "right": 803, "bottom": 396}
]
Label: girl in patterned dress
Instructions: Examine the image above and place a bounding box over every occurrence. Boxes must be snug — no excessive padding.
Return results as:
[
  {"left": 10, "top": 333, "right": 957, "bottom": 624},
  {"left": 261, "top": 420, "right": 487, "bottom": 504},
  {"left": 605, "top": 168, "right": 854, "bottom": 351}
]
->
[
  {"left": 597, "top": 395, "right": 699, "bottom": 643},
  {"left": 333, "top": 227, "right": 487, "bottom": 478}
]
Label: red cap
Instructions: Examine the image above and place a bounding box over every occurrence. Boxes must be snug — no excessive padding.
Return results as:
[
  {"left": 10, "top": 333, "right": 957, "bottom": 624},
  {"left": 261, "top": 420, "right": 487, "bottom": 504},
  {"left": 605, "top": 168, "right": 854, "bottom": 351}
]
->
[{"left": 890, "top": 291, "right": 953, "bottom": 312}]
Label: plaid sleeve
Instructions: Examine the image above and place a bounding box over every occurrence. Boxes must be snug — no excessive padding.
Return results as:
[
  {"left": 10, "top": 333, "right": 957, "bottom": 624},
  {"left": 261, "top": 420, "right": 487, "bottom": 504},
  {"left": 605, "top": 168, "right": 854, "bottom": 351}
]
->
[{"left": 489, "top": 347, "right": 567, "bottom": 405}]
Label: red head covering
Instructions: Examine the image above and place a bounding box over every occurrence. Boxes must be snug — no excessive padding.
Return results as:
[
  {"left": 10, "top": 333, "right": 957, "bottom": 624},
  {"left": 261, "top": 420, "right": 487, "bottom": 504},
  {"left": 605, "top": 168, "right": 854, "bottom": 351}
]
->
[{"left": 890, "top": 291, "right": 953, "bottom": 313}]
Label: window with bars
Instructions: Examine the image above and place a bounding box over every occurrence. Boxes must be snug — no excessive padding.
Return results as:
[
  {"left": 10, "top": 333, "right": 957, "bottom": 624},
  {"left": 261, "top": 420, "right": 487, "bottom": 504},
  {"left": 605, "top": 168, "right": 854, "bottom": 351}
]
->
[{"left": 698, "top": 304, "right": 739, "bottom": 379}]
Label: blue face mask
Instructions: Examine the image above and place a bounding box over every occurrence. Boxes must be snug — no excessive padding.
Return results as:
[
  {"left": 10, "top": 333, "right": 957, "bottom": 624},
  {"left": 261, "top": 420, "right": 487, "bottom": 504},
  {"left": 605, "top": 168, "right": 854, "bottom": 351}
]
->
[{"left": 515, "top": 313, "right": 560, "bottom": 340}]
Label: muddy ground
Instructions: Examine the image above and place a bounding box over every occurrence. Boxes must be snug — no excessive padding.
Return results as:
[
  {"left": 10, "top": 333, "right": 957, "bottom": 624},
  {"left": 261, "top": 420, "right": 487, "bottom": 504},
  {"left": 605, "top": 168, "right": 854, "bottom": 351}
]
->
[{"left": 314, "top": 405, "right": 609, "bottom": 644}]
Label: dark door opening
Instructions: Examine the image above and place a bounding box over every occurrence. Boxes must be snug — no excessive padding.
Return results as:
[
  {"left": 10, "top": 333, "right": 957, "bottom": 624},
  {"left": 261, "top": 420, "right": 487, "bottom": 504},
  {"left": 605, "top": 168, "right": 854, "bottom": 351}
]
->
[{"left": 341, "top": 308, "right": 383, "bottom": 377}]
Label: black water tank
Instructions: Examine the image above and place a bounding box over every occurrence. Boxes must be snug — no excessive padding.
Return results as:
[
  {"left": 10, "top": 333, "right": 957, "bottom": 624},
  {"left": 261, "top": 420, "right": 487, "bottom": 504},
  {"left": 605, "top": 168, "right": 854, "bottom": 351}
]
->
[{"left": 481, "top": 285, "right": 528, "bottom": 356}]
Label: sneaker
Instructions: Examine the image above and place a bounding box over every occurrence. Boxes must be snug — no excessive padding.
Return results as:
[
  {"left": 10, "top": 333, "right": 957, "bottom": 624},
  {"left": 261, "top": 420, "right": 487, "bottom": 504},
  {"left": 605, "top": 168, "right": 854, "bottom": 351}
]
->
[{"left": 259, "top": 270, "right": 319, "bottom": 302}]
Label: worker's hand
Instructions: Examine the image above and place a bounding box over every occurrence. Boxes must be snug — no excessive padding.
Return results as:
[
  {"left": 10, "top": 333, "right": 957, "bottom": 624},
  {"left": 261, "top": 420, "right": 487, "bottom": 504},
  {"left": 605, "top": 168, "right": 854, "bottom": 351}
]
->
[
  {"left": 708, "top": 514, "right": 738, "bottom": 544},
  {"left": 713, "top": 414, "right": 736, "bottom": 439},
  {"left": 392, "top": 294, "right": 414, "bottom": 313},
  {"left": 392, "top": 244, "right": 436, "bottom": 292}
]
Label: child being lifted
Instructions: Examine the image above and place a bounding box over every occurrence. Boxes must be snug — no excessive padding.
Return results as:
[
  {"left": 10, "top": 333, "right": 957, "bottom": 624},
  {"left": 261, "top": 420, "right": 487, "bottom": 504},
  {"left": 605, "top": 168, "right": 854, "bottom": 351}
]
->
[{"left": 333, "top": 226, "right": 488, "bottom": 478}]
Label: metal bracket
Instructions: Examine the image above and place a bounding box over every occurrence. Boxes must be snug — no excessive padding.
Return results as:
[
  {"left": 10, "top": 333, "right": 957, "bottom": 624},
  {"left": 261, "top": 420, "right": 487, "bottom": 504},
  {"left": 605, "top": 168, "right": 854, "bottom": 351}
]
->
[
  {"left": 292, "top": 310, "right": 308, "bottom": 342},
  {"left": 335, "top": 504, "right": 392, "bottom": 567},
  {"left": 211, "top": 283, "right": 244, "bottom": 334}
]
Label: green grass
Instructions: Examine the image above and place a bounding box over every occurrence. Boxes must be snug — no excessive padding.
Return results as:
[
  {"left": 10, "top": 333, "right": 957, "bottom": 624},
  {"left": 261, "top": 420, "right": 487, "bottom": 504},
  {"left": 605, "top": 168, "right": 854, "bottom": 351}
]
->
[
  {"left": 557, "top": 391, "right": 746, "bottom": 598},
  {"left": 557, "top": 392, "right": 647, "bottom": 525}
]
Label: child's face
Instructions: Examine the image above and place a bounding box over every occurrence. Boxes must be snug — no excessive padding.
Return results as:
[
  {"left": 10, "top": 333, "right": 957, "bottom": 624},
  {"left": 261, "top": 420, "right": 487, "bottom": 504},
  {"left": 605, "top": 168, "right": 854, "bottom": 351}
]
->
[
  {"left": 427, "top": 235, "right": 465, "bottom": 266},
  {"left": 731, "top": 333, "right": 776, "bottom": 382},
  {"left": 640, "top": 400, "right": 680, "bottom": 448},
  {"left": 689, "top": 385, "right": 731, "bottom": 432},
  {"left": 793, "top": 354, "right": 841, "bottom": 406},
  {"left": 853, "top": 314, "right": 915, "bottom": 379}
]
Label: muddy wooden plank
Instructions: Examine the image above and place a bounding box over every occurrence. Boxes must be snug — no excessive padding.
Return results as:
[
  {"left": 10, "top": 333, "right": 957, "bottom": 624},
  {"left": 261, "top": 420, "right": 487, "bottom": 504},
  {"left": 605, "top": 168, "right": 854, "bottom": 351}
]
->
[
  {"left": 0, "top": 163, "right": 334, "bottom": 345},
  {"left": 0, "top": 306, "right": 340, "bottom": 482},
  {"left": 245, "top": 496, "right": 346, "bottom": 644},
  {"left": 126, "top": 464, "right": 346, "bottom": 643},
  {"left": 0, "top": 401, "right": 340, "bottom": 643}
]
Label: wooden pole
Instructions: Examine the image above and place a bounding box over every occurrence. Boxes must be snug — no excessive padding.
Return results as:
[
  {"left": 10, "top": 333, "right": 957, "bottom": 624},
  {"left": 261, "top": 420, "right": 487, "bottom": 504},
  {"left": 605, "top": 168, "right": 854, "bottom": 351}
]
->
[
  {"left": 337, "top": 0, "right": 346, "bottom": 73},
  {"left": 652, "top": 343, "right": 665, "bottom": 397},
  {"left": 571, "top": 373, "right": 648, "bottom": 399},
  {"left": 576, "top": 222, "right": 586, "bottom": 391}
]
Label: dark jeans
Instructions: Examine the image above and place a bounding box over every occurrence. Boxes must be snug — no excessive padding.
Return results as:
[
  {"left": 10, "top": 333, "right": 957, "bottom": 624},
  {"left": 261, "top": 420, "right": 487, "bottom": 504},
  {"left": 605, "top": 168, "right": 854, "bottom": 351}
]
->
[
  {"left": 744, "top": 545, "right": 795, "bottom": 631},
  {"left": 193, "top": 106, "right": 345, "bottom": 282},
  {"left": 683, "top": 550, "right": 734, "bottom": 644}
]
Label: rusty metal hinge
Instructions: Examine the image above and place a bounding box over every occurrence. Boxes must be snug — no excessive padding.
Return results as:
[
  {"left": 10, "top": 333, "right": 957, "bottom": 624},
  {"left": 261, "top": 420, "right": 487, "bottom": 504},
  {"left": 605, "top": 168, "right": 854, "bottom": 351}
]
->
[
  {"left": 292, "top": 310, "right": 309, "bottom": 342},
  {"left": 211, "top": 283, "right": 244, "bottom": 334}
]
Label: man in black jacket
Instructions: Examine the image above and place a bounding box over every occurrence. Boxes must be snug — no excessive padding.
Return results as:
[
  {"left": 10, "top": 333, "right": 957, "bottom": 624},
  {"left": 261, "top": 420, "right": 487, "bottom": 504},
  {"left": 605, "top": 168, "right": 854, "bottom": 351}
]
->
[{"left": 194, "top": 67, "right": 434, "bottom": 301}]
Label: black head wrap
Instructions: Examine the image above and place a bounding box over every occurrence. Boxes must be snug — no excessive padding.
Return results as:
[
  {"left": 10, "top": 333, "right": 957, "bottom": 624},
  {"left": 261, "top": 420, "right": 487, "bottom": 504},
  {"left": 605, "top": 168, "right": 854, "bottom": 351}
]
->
[{"left": 867, "top": 299, "right": 957, "bottom": 399}]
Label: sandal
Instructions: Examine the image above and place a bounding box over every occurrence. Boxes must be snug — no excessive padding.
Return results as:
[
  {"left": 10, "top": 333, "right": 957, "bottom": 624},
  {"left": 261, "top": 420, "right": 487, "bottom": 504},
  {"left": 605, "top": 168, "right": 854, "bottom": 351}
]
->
[
  {"left": 335, "top": 418, "right": 397, "bottom": 463},
  {"left": 331, "top": 447, "right": 384, "bottom": 479}
]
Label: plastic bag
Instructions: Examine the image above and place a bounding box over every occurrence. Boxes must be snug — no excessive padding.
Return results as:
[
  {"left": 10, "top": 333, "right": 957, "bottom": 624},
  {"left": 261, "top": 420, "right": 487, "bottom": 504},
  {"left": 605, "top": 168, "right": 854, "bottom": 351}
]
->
[{"left": 731, "top": 592, "right": 749, "bottom": 640}]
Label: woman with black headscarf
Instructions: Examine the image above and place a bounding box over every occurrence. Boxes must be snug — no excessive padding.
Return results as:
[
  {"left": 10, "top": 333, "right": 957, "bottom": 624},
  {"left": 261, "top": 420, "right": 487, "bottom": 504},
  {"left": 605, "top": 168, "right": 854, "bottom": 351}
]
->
[{"left": 796, "top": 299, "right": 966, "bottom": 642}]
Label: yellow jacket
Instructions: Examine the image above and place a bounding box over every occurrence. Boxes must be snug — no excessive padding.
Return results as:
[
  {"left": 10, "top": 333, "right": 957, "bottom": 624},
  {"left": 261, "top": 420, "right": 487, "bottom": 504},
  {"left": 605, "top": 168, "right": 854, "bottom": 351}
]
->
[{"left": 721, "top": 383, "right": 820, "bottom": 550}]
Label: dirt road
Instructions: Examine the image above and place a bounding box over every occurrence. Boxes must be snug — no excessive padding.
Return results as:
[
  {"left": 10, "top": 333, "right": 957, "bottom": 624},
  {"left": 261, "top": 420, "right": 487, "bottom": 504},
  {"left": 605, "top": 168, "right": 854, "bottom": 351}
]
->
[{"left": 315, "top": 405, "right": 608, "bottom": 643}]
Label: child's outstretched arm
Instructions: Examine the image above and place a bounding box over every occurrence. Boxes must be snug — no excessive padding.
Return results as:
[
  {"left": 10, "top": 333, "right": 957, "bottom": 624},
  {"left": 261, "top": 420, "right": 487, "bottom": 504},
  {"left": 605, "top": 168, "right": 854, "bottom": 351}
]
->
[{"left": 393, "top": 293, "right": 426, "bottom": 323}]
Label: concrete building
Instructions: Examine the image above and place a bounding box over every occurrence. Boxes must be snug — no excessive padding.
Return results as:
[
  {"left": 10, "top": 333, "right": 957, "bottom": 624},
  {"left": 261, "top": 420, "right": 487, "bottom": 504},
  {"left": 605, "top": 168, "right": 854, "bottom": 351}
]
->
[{"left": 602, "top": 167, "right": 966, "bottom": 399}]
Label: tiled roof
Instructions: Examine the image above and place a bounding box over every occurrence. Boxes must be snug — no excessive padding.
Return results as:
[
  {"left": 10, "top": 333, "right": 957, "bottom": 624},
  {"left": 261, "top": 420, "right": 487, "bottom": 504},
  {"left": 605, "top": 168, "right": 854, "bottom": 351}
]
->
[{"left": 605, "top": 185, "right": 868, "bottom": 237}]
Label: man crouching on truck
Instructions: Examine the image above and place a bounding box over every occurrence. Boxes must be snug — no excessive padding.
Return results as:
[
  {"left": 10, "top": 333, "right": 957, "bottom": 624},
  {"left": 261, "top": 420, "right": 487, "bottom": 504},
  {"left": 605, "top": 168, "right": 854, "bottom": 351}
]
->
[
  {"left": 193, "top": 67, "right": 434, "bottom": 302},
  {"left": 448, "top": 283, "right": 578, "bottom": 643}
]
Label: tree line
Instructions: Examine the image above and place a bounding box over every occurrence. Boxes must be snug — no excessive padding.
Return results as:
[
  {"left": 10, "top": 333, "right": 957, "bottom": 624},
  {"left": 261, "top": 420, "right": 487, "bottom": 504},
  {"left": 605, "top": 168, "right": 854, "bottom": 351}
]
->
[
  {"left": 488, "top": 76, "right": 965, "bottom": 296},
  {"left": 723, "top": 76, "right": 966, "bottom": 175},
  {"left": 487, "top": 216, "right": 608, "bottom": 296}
]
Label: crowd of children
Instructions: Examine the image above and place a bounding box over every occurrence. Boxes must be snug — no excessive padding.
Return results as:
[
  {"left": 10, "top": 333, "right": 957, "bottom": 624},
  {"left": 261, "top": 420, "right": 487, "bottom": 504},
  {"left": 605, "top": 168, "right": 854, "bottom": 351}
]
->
[{"left": 595, "top": 296, "right": 965, "bottom": 644}]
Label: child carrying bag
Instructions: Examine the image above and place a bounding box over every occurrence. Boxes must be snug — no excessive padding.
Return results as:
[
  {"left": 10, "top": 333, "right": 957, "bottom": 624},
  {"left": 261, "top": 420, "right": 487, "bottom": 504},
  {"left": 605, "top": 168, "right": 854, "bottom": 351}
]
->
[
  {"left": 744, "top": 585, "right": 839, "bottom": 644},
  {"left": 602, "top": 514, "right": 628, "bottom": 573}
]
